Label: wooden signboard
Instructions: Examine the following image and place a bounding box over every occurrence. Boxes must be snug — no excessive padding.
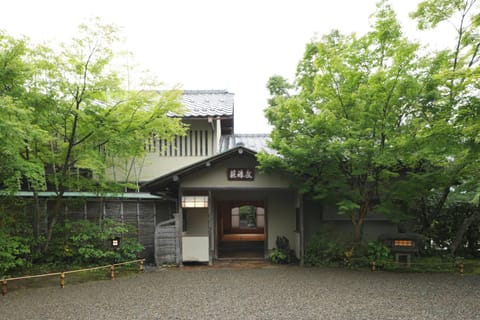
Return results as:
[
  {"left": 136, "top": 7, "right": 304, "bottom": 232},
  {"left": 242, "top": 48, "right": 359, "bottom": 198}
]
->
[{"left": 227, "top": 168, "right": 255, "bottom": 181}]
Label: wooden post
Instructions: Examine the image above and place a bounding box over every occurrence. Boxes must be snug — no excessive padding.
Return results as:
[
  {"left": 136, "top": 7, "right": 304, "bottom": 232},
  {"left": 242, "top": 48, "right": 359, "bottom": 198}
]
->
[
  {"left": 208, "top": 190, "right": 214, "bottom": 266},
  {"left": 2, "top": 280, "right": 7, "bottom": 296},
  {"left": 175, "top": 212, "right": 183, "bottom": 267},
  {"left": 460, "top": 263, "right": 464, "bottom": 275},
  {"left": 60, "top": 272, "right": 65, "bottom": 288},
  {"left": 139, "top": 260, "right": 144, "bottom": 272},
  {"left": 371, "top": 261, "right": 377, "bottom": 272},
  {"left": 110, "top": 265, "right": 115, "bottom": 280}
]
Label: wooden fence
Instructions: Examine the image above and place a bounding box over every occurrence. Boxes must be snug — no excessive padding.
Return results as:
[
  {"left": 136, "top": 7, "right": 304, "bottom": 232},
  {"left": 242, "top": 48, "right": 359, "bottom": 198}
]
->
[
  {"left": 19, "top": 196, "right": 175, "bottom": 261},
  {"left": 155, "top": 214, "right": 180, "bottom": 265}
]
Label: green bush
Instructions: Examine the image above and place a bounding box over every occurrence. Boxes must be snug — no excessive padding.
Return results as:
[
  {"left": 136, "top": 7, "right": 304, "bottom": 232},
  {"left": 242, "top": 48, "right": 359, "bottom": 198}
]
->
[
  {"left": 50, "top": 218, "right": 143, "bottom": 266},
  {"left": 269, "top": 249, "right": 289, "bottom": 264},
  {"left": 304, "top": 225, "right": 351, "bottom": 266},
  {"left": 269, "top": 236, "right": 297, "bottom": 264},
  {"left": 366, "top": 240, "right": 392, "bottom": 267},
  {"left": 0, "top": 205, "right": 33, "bottom": 277},
  {"left": 0, "top": 231, "right": 30, "bottom": 277}
]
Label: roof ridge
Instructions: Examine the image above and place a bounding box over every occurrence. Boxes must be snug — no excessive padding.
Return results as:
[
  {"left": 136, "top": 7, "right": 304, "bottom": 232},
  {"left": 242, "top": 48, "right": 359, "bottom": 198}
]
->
[{"left": 182, "top": 90, "right": 232, "bottom": 95}]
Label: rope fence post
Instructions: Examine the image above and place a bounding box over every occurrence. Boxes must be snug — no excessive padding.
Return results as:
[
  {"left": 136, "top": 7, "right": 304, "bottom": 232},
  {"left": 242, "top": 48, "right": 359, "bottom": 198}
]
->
[
  {"left": 60, "top": 272, "right": 65, "bottom": 288},
  {"left": 139, "top": 260, "right": 144, "bottom": 272},
  {"left": 371, "top": 261, "right": 377, "bottom": 272},
  {"left": 110, "top": 265, "right": 115, "bottom": 280},
  {"left": 2, "top": 280, "right": 7, "bottom": 296},
  {"left": 459, "top": 263, "right": 464, "bottom": 275}
]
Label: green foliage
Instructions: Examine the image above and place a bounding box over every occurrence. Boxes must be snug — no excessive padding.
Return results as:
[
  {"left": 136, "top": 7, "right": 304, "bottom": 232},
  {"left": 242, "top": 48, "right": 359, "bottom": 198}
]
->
[
  {"left": 366, "top": 241, "right": 392, "bottom": 266},
  {"left": 0, "top": 199, "right": 35, "bottom": 277},
  {"left": 269, "top": 249, "right": 289, "bottom": 264},
  {"left": 262, "top": 2, "right": 423, "bottom": 244},
  {"left": 269, "top": 236, "right": 296, "bottom": 264},
  {"left": 1, "top": 20, "right": 187, "bottom": 254},
  {"left": 49, "top": 219, "right": 143, "bottom": 266},
  {"left": 262, "top": 0, "right": 480, "bottom": 250},
  {"left": 0, "top": 231, "right": 30, "bottom": 277},
  {"left": 304, "top": 226, "right": 351, "bottom": 266}
]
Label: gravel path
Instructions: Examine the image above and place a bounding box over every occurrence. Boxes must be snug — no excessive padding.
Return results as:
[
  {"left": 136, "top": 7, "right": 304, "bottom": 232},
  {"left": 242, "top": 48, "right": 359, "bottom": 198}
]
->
[{"left": 2, "top": 264, "right": 479, "bottom": 320}]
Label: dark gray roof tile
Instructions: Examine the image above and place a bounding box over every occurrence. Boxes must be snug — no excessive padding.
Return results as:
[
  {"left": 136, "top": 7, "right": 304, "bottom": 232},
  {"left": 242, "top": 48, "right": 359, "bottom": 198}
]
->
[{"left": 170, "top": 90, "right": 234, "bottom": 118}]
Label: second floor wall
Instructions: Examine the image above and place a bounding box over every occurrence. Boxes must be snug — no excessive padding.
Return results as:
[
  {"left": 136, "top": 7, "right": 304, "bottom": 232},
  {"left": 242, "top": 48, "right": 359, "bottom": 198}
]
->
[{"left": 106, "top": 118, "right": 223, "bottom": 184}]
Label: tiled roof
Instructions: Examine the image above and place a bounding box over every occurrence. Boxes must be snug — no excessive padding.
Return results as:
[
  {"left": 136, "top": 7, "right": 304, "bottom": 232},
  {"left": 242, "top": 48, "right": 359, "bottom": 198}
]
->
[
  {"left": 219, "top": 134, "right": 275, "bottom": 154},
  {"left": 173, "top": 90, "right": 234, "bottom": 118}
]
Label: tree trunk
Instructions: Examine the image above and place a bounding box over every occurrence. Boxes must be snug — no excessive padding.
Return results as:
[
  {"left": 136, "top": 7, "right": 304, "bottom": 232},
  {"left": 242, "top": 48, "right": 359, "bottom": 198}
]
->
[
  {"left": 43, "top": 195, "right": 64, "bottom": 253},
  {"left": 352, "top": 202, "right": 369, "bottom": 244},
  {"left": 450, "top": 210, "right": 480, "bottom": 257}
]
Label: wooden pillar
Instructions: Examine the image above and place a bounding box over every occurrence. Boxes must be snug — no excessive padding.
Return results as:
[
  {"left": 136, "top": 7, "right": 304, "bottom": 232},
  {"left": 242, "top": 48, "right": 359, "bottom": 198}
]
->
[
  {"left": 264, "top": 195, "right": 269, "bottom": 259},
  {"left": 208, "top": 190, "right": 214, "bottom": 265},
  {"left": 175, "top": 212, "right": 182, "bottom": 266},
  {"left": 153, "top": 202, "right": 157, "bottom": 229}
]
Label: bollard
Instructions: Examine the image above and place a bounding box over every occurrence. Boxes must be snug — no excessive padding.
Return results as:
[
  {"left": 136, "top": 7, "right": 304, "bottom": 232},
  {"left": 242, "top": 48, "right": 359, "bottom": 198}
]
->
[
  {"left": 139, "top": 260, "right": 144, "bottom": 273},
  {"left": 60, "top": 272, "right": 65, "bottom": 288},
  {"left": 371, "top": 261, "right": 377, "bottom": 272},
  {"left": 459, "top": 263, "right": 464, "bottom": 275},
  {"left": 2, "top": 280, "right": 7, "bottom": 296},
  {"left": 110, "top": 265, "right": 115, "bottom": 280}
]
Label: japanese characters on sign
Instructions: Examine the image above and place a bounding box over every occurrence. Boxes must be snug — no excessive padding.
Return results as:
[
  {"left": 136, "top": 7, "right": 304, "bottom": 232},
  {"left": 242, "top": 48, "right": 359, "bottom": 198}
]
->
[{"left": 227, "top": 168, "right": 255, "bottom": 181}]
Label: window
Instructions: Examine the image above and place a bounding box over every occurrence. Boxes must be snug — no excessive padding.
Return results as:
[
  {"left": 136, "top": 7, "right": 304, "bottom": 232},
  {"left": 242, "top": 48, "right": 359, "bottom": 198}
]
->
[
  {"left": 231, "top": 205, "right": 264, "bottom": 229},
  {"left": 182, "top": 196, "right": 208, "bottom": 208}
]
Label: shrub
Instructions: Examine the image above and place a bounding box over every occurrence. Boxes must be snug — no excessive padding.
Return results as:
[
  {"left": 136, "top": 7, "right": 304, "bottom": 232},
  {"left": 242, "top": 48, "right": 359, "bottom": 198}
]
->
[
  {"left": 269, "top": 236, "right": 297, "bottom": 264},
  {"left": 304, "top": 225, "right": 351, "bottom": 266},
  {"left": 366, "top": 240, "right": 392, "bottom": 267},
  {"left": 0, "top": 231, "right": 30, "bottom": 277},
  {"left": 0, "top": 206, "right": 32, "bottom": 277},
  {"left": 50, "top": 218, "right": 143, "bottom": 266},
  {"left": 269, "top": 249, "right": 289, "bottom": 264}
]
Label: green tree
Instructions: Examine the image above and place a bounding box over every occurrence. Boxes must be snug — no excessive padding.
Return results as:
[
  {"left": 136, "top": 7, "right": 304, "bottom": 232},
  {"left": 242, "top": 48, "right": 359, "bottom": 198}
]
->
[
  {"left": 0, "top": 32, "right": 46, "bottom": 192},
  {"left": 410, "top": 0, "right": 480, "bottom": 256},
  {"left": 0, "top": 19, "right": 186, "bottom": 255},
  {"left": 32, "top": 19, "right": 186, "bottom": 252},
  {"left": 260, "top": 1, "right": 423, "bottom": 245},
  {"left": 0, "top": 32, "right": 50, "bottom": 271}
]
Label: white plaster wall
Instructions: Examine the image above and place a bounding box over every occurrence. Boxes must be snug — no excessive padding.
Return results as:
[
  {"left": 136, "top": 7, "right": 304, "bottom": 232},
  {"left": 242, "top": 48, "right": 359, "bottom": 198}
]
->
[
  {"left": 266, "top": 190, "right": 297, "bottom": 254},
  {"left": 182, "top": 236, "right": 209, "bottom": 262},
  {"left": 105, "top": 119, "right": 217, "bottom": 183},
  {"left": 181, "top": 154, "right": 292, "bottom": 189}
]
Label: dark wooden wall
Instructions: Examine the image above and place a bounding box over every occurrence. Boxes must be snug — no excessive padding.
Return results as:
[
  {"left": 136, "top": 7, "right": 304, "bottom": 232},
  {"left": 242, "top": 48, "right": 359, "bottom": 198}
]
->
[{"left": 29, "top": 197, "right": 176, "bottom": 262}]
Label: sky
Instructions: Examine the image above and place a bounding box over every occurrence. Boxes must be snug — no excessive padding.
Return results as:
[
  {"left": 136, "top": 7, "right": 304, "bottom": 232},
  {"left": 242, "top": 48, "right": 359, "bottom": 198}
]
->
[{"left": 0, "top": 0, "right": 453, "bottom": 133}]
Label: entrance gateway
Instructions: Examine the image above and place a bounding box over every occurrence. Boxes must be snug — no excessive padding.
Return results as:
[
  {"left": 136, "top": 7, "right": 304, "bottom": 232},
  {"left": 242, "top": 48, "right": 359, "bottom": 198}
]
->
[
  {"left": 217, "top": 200, "right": 265, "bottom": 259},
  {"left": 144, "top": 146, "right": 302, "bottom": 265}
]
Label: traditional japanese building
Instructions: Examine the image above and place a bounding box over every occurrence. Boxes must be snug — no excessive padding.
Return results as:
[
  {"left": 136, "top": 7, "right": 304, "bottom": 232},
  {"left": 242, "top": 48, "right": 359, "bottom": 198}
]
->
[
  {"left": 136, "top": 90, "right": 302, "bottom": 264},
  {"left": 134, "top": 90, "right": 396, "bottom": 265}
]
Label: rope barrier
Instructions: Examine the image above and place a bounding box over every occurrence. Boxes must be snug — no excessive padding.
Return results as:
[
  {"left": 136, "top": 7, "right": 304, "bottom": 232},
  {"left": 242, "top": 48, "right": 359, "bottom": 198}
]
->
[{"left": 1, "top": 258, "right": 145, "bottom": 296}]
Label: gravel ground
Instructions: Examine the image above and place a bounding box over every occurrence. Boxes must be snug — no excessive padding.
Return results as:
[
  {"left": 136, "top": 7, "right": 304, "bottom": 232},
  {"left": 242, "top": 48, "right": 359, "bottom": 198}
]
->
[{"left": 2, "top": 263, "right": 479, "bottom": 320}]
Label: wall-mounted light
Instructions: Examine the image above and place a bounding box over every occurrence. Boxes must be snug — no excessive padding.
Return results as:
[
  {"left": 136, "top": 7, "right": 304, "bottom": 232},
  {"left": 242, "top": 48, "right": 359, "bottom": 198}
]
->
[
  {"left": 111, "top": 237, "right": 121, "bottom": 249},
  {"left": 182, "top": 196, "right": 208, "bottom": 208}
]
